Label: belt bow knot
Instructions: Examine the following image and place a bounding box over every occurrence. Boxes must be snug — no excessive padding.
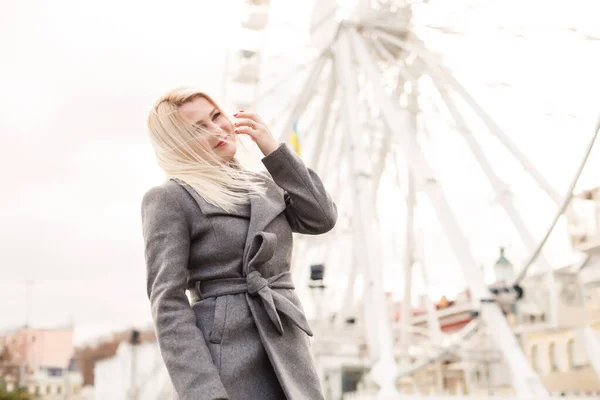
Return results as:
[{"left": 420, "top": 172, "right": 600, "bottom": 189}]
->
[
  {"left": 245, "top": 270, "right": 312, "bottom": 336},
  {"left": 247, "top": 270, "right": 269, "bottom": 296},
  {"left": 194, "top": 231, "right": 314, "bottom": 337}
]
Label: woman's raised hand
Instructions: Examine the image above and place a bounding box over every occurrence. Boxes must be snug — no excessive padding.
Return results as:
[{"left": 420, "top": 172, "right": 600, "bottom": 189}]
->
[{"left": 233, "top": 110, "right": 279, "bottom": 157}]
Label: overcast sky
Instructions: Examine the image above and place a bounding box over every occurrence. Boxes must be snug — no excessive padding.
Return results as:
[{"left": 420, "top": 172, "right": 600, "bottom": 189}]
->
[
  {"left": 1, "top": 0, "right": 599, "bottom": 345},
  {"left": 0, "top": 0, "right": 243, "bottom": 344}
]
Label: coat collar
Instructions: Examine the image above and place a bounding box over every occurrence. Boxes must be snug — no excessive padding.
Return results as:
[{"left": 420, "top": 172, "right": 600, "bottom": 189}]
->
[
  {"left": 172, "top": 178, "right": 250, "bottom": 219},
  {"left": 170, "top": 176, "right": 287, "bottom": 275}
]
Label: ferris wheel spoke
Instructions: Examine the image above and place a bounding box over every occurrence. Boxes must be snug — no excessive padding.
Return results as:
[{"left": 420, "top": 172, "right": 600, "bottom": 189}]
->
[
  {"left": 372, "top": 27, "right": 590, "bottom": 290},
  {"left": 308, "top": 71, "right": 337, "bottom": 169},
  {"left": 349, "top": 26, "right": 549, "bottom": 396},
  {"left": 269, "top": 54, "right": 328, "bottom": 142},
  {"left": 410, "top": 59, "right": 557, "bottom": 269},
  {"left": 413, "top": 55, "right": 562, "bottom": 321},
  {"left": 257, "top": 39, "right": 335, "bottom": 107},
  {"left": 309, "top": 4, "right": 339, "bottom": 35},
  {"left": 372, "top": 28, "right": 566, "bottom": 205},
  {"left": 315, "top": 105, "right": 342, "bottom": 177},
  {"left": 370, "top": 36, "right": 419, "bottom": 85}
]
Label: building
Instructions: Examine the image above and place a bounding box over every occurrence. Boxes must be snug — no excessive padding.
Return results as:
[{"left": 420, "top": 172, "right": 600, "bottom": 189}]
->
[
  {"left": 93, "top": 332, "right": 173, "bottom": 400},
  {"left": 517, "top": 260, "right": 600, "bottom": 394},
  {"left": 0, "top": 326, "right": 84, "bottom": 399},
  {"left": 314, "top": 250, "right": 600, "bottom": 397},
  {"left": 0, "top": 327, "right": 75, "bottom": 372},
  {"left": 522, "top": 323, "right": 600, "bottom": 395},
  {"left": 569, "top": 186, "right": 600, "bottom": 255}
]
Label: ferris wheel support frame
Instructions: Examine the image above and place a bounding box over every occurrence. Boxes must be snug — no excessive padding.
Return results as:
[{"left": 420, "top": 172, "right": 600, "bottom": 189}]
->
[
  {"left": 264, "top": 10, "right": 592, "bottom": 396},
  {"left": 376, "top": 30, "right": 560, "bottom": 273},
  {"left": 335, "top": 28, "right": 401, "bottom": 397},
  {"left": 349, "top": 25, "right": 548, "bottom": 396},
  {"left": 374, "top": 40, "right": 471, "bottom": 366},
  {"left": 373, "top": 29, "right": 562, "bottom": 326},
  {"left": 412, "top": 56, "right": 560, "bottom": 324}
]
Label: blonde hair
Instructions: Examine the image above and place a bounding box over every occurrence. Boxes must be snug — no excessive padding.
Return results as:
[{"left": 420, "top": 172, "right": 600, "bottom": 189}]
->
[{"left": 147, "top": 87, "right": 266, "bottom": 213}]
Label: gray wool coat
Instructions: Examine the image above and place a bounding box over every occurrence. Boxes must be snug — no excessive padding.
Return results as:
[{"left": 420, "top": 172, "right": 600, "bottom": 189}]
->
[{"left": 141, "top": 143, "right": 337, "bottom": 400}]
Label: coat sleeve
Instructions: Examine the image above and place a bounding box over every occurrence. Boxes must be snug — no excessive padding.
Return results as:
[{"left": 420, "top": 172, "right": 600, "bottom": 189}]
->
[
  {"left": 261, "top": 142, "right": 337, "bottom": 235},
  {"left": 141, "top": 185, "right": 229, "bottom": 400}
]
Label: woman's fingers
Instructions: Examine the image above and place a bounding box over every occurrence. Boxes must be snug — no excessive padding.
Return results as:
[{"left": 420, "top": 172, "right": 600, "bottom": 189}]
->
[
  {"left": 233, "top": 118, "right": 260, "bottom": 130},
  {"left": 232, "top": 110, "right": 278, "bottom": 155},
  {"left": 234, "top": 126, "right": 257, "bottom": 141},
  {"left": 232, "top": 111, "right": 260, "bottom": 122}
]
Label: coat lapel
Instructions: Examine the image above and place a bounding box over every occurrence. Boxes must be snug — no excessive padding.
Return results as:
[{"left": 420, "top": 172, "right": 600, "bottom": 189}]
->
[{"left": 242, "top": 175, "right": 286, "bottom": 273}]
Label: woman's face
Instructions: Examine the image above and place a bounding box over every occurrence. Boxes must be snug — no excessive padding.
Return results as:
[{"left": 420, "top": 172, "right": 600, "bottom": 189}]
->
[{"left": 178, "top": 96, "right": 237, "bottom": 162}]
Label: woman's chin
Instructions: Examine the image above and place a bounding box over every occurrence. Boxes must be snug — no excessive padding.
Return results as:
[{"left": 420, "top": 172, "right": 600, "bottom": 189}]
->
[{"left": 217, "top": 142, "right": 237, "bottom": 162}]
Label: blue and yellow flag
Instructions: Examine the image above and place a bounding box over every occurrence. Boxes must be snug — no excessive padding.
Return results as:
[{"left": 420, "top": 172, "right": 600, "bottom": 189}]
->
[{"left": 289, "top": 122, "right": 301, "bottom": 156}]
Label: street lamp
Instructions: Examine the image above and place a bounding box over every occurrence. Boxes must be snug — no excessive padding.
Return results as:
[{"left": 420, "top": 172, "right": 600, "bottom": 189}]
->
[
  {"left": 308, "top": 264, "right": 327, "bottom": 331},
  {"left": 309, "top": 264, "right": 326, "bottom": 289},
  {"left": 493, "top": 247, "right": 514, "bottom": 285}
]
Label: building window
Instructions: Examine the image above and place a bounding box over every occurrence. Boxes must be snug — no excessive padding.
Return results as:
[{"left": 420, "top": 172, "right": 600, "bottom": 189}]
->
[
  {"left": 549, "top": 342, "right": 559, "bottom": 372},
  {"left": 568, "top": 338, "right": 587, "bottom": 369},
  {"left": 531, "top": 344, "right": 540, "bottom": 372}
]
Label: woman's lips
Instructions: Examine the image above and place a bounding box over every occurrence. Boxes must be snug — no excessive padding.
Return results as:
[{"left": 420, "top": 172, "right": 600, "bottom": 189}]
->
[{"left": 215, "top": 135, "right": 229, "bottom": 148}]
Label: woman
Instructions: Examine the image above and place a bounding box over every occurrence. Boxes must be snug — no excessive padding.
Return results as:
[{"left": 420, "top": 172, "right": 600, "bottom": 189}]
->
[{"left": 141, "top": 87, "right": 337, "bottom": 400}]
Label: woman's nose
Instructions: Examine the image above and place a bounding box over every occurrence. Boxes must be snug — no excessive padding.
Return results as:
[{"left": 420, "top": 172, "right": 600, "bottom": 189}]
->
[
  {"left": 205, "top": 122, "right": 222, "bottom": 134},
  {"left": 217, "top": 119, "right": 232, "bottom": 132}
]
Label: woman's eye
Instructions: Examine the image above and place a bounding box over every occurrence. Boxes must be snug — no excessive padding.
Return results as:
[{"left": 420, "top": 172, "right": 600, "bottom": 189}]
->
[{"left": 212, "top": 112, "right": 221, "bottom": 121}]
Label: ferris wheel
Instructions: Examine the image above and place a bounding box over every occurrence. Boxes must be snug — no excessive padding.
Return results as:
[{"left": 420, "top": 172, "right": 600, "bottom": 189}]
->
[{"left": 226, "top": 0, "right": 600, "bottom": 397}]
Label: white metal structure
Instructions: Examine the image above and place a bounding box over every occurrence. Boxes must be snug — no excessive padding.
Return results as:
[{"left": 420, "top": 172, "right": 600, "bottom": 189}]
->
[
  {"left": 224, "top": 0, "right": 272, "bottom": 112},
  {"left": 94, "top": 341, "right": 173, "bottom": 400},
  {"left": 248, "top": 0, "right": 600, "bottom": 398}
]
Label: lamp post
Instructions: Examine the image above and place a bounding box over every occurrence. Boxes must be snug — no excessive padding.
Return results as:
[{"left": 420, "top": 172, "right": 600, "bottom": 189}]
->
[
  {"left": 308, "top": 264, "right": 326, "bottom": 328},
  {"left": 308, "top": 264, "right": 328, "bottom": 393},
  {"left": 128, "top": 330, "right": 141, "bottom": 400},
  {"left": 19, "top": 280, "right": 34, "bottom": 391}
]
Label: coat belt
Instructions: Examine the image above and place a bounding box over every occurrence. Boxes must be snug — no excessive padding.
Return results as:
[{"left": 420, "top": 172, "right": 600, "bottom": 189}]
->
[{"left": 193, "top": 271, "right": 313, "bottom": 337}]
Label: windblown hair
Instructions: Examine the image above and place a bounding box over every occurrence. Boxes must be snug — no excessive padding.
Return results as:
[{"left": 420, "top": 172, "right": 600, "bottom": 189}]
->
[{"left": 147, "top": 87, "right": 266, "bottom": 213}]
